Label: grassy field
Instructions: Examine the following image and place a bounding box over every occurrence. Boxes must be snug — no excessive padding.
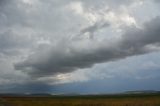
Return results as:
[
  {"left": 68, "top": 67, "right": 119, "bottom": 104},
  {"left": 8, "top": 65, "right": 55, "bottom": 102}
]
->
[{"left": 1, "top": 93, "right": 160, "bottom": 106}]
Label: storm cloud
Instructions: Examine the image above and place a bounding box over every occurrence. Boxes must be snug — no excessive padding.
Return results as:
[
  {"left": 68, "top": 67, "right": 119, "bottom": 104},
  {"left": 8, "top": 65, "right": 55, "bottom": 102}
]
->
[
  {"left": 15, "top": 16, "right": 160, "bottom": 77},
  {"left": 0, "top": 0, "right": 160, "bottom": 93}
]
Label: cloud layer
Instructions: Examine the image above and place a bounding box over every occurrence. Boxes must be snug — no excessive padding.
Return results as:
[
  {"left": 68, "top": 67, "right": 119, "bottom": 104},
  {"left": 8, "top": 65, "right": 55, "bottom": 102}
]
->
[
  {"left": 0, "top": 0, "right": 160, "bottom": 92},
  {"left": 15, "top": 16, "right": 160, "bottom": 77}
]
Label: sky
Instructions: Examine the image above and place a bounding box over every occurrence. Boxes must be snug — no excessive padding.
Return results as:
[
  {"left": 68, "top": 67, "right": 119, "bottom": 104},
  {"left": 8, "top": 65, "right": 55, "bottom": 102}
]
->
[{"left": 0, "top": 0, "right": 160, "bottom": 94}]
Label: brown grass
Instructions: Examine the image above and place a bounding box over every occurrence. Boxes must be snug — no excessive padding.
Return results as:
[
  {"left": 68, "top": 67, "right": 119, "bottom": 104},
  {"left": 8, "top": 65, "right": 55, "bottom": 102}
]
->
[{"left": 2, "top": 95, "right": 160, "bottom": 106}]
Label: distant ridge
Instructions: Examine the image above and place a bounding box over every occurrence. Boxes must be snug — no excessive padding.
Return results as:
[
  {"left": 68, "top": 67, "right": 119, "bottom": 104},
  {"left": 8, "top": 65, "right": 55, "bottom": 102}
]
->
[
  {"left": 0, "top": 90, "right": 160, "bottom": 97},
  {"left": 124, "top": 90, "right": 160, "bottom": 94}
]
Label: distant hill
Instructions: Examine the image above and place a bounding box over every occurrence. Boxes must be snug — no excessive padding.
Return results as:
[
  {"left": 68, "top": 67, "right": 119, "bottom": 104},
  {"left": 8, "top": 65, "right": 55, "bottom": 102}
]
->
[
  {"left": 0, "top": 90, "right": 160, "bottom": 97},
  {"left": 124, "top": 90, "right": 160, "bottom": 94}
]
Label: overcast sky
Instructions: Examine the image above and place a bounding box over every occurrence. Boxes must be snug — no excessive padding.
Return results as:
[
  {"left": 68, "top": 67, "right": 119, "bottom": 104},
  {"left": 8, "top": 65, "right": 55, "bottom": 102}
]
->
[{"left": 0, "top": 0, "right": 160, "bottom": 93}]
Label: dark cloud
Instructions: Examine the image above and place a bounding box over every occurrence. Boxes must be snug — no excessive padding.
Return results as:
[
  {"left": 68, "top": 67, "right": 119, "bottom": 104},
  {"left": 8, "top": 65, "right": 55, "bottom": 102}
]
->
[
  {"left": 0, "top": 0, "right": 160, "bottom": 93},
  {"left": 15, "top": 16, "right": 160, "bottom": 78},
  {"left": 121, "top": 16, "right": 160, "bottom": 51}
]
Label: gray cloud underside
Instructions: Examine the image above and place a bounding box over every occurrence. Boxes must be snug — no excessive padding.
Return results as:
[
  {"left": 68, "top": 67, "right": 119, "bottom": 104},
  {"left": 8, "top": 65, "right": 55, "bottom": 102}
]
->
[{"left": 15, "top": 16, "right": 160, "bottom": 77}]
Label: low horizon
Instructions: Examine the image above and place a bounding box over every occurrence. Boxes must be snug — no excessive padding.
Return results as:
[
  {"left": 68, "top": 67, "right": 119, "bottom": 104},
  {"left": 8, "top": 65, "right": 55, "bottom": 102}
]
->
[{"left": 1, "top": 90, "right": 160, "bottom": 95}]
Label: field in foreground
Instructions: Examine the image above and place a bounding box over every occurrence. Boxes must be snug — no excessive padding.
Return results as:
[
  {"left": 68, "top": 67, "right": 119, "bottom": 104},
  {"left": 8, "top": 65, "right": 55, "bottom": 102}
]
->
[{"left": 1, "top": 93, "right": 160, "bottom": 106}]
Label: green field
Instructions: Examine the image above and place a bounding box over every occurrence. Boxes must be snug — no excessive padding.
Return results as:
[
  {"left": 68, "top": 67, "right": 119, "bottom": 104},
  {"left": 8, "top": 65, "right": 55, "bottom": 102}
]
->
[{"left": 1, "top": 93, "right": 160, "bottom": 106}]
